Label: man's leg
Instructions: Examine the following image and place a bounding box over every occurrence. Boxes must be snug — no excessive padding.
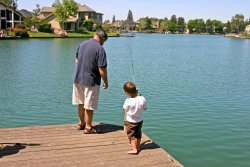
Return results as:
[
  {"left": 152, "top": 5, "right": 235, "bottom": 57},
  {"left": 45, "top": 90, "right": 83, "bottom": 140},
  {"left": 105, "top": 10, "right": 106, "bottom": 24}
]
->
[
  {"left": 78, "top": 104, "right": 85, "bottom": 129},
  {"left": 85, "top": 109, "right": 94, "bottom": 129}
]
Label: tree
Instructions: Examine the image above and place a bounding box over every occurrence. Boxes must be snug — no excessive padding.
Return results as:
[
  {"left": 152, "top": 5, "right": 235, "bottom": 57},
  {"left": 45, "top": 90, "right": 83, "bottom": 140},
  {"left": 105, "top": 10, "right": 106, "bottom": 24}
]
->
[
  {"left": 177, "top": 17, "right": 185, "bottom": 33},
  {"left": 23, "top": 17, "right": 41, "bottom": 30},
  {"left": 53, "top": 0, "right": 78, "bottom": 24},
  {"left": 246, "top": 18, "right": 250, "bottom": 25},
  {"left": 82, "top": 18, "right": 94, "bottom": 31},
  {"left": 160, "top": 20, "right": 168, "bottom": 32},
  {"left": 112, "top": 15, "right": 116, "bottom": 23},
  {"left": 137, "top": 17, "right": 152, "bottom": 31},
  {"left": 187, "top": 19, "right": 206, "bottom": 33},
  {"left": 230, "top": 14, "right": 245, "bottom": 33},
  {"left": 224, "top": 21, "right": 231, "bottom": 33},
  {"left": 164, "top": 17, "right": 168, "bottom": 21},
  {"left": 206, "top": 19, "right": 214, "bottom": 34},
  {"left": 170, "top": 15, "right": 177, "bottom": 24},
  {"left": 167, "top": 21, "right": 176, "bottom": 33},
  {"left": 33, "top": 4, "right": 41, "bottom": 16},
  {"left": 212, "top": 20, "right": 224, "bottom": 34},
  {"left": 127, "top": 9, "right": 133, "bottom": 21},
  {"left": 0, "top": 0, "right": 17, "bottom": 9}
]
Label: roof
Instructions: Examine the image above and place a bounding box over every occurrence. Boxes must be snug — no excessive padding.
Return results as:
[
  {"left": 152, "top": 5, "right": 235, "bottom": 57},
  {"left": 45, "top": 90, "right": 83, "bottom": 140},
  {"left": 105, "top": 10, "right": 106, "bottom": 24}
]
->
[
  {"left": 0, "top": 2, "right": 24, "bottom": 18},
  {"left": 0, "top": 2, "right": 8, "bottom": 8},
  {"left": 18, "top": 9, "right": 34, "bottom": 18},
  {"left": 41, "top": 7, "right": 55, "bottom": 13},
  {"left": 77, "top": 4, "right": 95, "bottom": 12},
  {"left": 41, "top": 4, "right": 96, "bottom": 13},
  {"left": 120, "top": 20, "right": 136, "bottom": 27},
  {"left": 38, "top": 13, "right": 54, "bottom": 20}
]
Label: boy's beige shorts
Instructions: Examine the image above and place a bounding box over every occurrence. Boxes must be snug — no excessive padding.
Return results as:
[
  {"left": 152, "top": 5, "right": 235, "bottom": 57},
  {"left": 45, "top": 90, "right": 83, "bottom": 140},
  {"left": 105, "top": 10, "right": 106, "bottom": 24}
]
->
[{"left": 72, "top": 83, "right": 100, "bottom": 110}]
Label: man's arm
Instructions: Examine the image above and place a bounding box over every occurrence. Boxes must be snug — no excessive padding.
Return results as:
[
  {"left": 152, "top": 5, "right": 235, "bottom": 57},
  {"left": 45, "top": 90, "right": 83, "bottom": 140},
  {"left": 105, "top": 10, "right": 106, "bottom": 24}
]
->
[{"left": 99, "top": 67, "right": 108, "bottom": 89}]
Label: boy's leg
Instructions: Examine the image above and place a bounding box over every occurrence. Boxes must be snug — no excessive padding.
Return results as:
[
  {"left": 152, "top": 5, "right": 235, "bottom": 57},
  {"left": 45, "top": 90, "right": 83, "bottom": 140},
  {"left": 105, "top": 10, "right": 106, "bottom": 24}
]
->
[
  {"left": 127, "top": 139, "right": 138, "bottom": 154},
  {"left": 136, "top": 138, "right": 141, "bottom": 151}
]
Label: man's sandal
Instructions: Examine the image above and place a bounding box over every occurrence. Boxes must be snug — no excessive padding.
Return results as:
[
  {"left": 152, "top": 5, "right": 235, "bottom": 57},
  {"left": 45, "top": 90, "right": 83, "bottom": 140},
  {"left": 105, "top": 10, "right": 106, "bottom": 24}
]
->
[
  {"left": 83, "top": 127, "right": 99, "bottom": 134},
  {"left": 77, "top": 124, "right": 85, "bottom": 130},
  {"left": 0, "top": 144, "right": 4, "bottom": 151}
]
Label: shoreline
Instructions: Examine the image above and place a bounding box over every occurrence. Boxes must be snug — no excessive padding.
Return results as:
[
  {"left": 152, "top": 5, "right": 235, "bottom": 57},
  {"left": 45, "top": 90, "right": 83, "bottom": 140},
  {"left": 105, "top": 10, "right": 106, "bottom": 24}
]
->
[
  {"left": 0, "top": 35, "right": 119, "bottom": 40},
  {"left": 1, "top": 33, "right": 249, "bottom": 40}
]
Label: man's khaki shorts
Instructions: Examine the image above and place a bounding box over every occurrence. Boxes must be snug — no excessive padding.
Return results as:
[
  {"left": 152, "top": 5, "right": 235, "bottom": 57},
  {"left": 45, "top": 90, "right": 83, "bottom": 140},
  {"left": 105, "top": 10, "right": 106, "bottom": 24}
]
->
[{"left": 72, "top": 83, "right": 100, "bottom": 110}]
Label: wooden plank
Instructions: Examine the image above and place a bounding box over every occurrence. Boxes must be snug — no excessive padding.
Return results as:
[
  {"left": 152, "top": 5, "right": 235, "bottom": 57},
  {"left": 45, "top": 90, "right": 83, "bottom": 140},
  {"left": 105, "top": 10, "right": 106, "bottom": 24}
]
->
[{"left": 0, "top": 123, "right": 184, "bottom": 167}]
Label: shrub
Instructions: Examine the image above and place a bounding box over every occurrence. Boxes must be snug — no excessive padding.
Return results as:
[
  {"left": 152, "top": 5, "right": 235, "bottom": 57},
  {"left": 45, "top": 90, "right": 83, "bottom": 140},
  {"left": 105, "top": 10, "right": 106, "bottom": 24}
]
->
[
  {"left": 13, "top": 28, "right": 29, "bottom": 38},
  {"left": 15, "top": 23, "right": 26, "bottom": 29},
  {"left": 79, "top": 27, "right": 88, "bottom": 33},
  {"left": 38, "top": 22, "right": 52, "bottom": 33}
]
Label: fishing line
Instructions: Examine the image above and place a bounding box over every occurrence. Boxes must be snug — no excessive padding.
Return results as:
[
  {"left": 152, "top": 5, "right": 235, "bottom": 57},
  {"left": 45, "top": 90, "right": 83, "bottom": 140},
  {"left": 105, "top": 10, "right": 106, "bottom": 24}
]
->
[{"left": 127, "top": 39, "right": 136, "bottom": 84}]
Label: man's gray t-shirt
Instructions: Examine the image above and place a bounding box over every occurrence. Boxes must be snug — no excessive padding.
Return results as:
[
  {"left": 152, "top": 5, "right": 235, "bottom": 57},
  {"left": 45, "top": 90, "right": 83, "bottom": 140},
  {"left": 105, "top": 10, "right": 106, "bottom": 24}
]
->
[{"left": 74, "top": 39, "right": 107, "bottom": 86}]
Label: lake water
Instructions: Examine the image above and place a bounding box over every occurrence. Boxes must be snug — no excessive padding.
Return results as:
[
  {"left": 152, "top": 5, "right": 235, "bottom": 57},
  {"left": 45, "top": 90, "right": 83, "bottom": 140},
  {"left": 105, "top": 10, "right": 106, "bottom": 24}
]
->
[{"left": 0, "top": 34, "right": 250, "bottom": 167}]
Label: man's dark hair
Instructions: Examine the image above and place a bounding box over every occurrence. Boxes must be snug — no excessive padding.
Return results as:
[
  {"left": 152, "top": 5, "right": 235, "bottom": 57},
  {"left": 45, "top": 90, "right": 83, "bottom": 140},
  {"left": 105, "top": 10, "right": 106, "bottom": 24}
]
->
[{"left": 96, "top": 29, "right": 108, "bottom": 41}]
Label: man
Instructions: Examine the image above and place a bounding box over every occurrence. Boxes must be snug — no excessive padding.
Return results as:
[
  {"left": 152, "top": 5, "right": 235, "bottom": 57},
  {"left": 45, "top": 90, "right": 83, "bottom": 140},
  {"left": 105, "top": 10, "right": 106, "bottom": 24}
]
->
[{"left": 72, "top": 29, "right": 108, "bottom": 134}]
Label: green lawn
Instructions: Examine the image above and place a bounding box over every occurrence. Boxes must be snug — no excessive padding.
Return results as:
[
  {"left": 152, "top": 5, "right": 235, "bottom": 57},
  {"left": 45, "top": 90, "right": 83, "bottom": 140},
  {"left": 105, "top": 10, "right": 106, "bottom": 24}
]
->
[
  {"left": 28, "top": 31, "right": 59, "bottom": 37},
  {"left": 28, "top": 31, "right": 117, "bottom": 38}
]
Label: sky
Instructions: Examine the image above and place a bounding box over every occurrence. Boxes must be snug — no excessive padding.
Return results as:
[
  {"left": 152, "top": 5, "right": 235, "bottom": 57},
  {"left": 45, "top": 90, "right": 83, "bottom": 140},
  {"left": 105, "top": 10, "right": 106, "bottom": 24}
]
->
[{"left": 17, "top": 0, "right": 250, "bottom": 23}]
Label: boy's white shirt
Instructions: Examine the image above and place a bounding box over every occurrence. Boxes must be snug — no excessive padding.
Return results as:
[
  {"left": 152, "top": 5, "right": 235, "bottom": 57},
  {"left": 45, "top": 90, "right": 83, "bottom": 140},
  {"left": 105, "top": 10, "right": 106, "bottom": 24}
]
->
[{"left": 123, "top": 96, "right": 147, "bottom": 123}]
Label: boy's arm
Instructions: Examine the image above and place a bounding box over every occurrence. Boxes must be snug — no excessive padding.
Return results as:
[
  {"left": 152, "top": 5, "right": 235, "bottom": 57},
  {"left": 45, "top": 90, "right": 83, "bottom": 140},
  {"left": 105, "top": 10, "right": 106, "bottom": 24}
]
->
[
  {"left": 75, "top": 47, "right": 80, "bottom": 65},
  {"left": 143, "top": 97, "right": 147, "bottom": 110}
]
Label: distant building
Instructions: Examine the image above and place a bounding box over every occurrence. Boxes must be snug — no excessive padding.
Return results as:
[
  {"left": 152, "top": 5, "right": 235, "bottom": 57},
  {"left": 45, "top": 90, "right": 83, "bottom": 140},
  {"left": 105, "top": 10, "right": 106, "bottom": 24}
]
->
[
  {"left": 151, "top": 20, "right": 160, "bottom": 31},
  {"left": 109, "top": 20, "right": 136, "bottom": 32},
  {"left": 0, "top": 2, "right": 24, "bottom": 30},
  {"left": 119, "top": 20, "right": 136, "bottom": 31},
  {"left": 38, "top": 4, "right": 103, "bottom": 32},
  {"left": 246, "top": 25, "right": 250, "bottom": 35}
]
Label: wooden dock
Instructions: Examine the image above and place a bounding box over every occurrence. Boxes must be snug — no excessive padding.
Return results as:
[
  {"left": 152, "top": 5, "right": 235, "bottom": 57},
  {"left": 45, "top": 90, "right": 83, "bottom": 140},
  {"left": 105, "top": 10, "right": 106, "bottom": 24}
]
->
[{"left": 0, "top": 123, "right": 183, "bottom": 167}]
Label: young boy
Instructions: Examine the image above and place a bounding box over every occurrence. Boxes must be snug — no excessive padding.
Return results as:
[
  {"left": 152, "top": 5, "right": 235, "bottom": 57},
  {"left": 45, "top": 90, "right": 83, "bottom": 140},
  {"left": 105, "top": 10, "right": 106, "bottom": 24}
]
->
[{"left": 123, "top": 81, "right": 147, "bottom": 154}]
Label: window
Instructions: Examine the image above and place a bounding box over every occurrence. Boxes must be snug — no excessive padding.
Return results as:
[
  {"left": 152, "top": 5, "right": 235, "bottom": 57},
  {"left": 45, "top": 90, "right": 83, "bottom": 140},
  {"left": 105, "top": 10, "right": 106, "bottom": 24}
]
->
[
  {"left": 1, "top": 20, "right": 6, "bottom": 29},
  {"left": 6, "top": 10, "right": 12, "bottom": 20},
  {"left": 7, "top": 22, "right": 12, "bottom": 28},
  {"left": 14, "top": 13, "right": 20, "bottom": 21},
  {"left": 1, "top": 10, "right": 6, "bottom": 17},
  {"left": 64, "top": 23, "right": 71, "bottom": 30}
]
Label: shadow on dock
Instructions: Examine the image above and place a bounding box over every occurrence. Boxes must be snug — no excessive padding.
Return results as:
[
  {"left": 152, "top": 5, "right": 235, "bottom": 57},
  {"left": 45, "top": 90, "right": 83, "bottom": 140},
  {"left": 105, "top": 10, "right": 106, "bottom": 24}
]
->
[
  {"left": 0, "top": 143, "right": 40, "bottom": 158},
  {"left": 93, "top": 123, "right": 123, "bottom": 133},
  {"left": 140, "top": 139, "right": 160, "bottom": 150}
]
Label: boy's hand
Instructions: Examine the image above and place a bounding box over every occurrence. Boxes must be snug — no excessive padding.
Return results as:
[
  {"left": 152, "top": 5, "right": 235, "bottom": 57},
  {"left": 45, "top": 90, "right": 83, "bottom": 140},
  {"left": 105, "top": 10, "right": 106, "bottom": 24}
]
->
[{"left": 103, "top": 82, "right": 108, "bottom": 89}]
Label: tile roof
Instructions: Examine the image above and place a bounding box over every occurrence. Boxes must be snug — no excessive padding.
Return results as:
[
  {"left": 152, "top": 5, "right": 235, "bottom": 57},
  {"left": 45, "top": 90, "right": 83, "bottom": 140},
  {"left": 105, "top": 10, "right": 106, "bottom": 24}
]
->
[
  {"left": 41, "top": 4, "right": 96, "bottom": 13},
  {"left": 77, "top": 4, "right": 95, "bottom": 12},
  {"left": 41, "top": 7, "right": 55, "bottom": 13}
]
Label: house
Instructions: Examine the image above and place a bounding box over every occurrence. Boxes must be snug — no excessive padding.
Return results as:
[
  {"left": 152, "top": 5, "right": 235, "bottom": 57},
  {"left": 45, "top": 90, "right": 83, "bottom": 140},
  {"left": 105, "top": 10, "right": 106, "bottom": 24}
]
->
[
  {"left": 246, "top": 25, "right": 250, "bottom": 35},
  {"left": 0, "top": 2, "right": 24, "bottom": 30},
  {"left": 151, "top": 20, "right": 160, "bottom": 31},
  {"left": 38, "top": 4, "right": 103, "bottom": 32},
  {"left": 108, "top": 20, "right": 123, "bottom": 31},
  {"left": 119, "top": 20, "right": 136, "bottom": 31}
]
